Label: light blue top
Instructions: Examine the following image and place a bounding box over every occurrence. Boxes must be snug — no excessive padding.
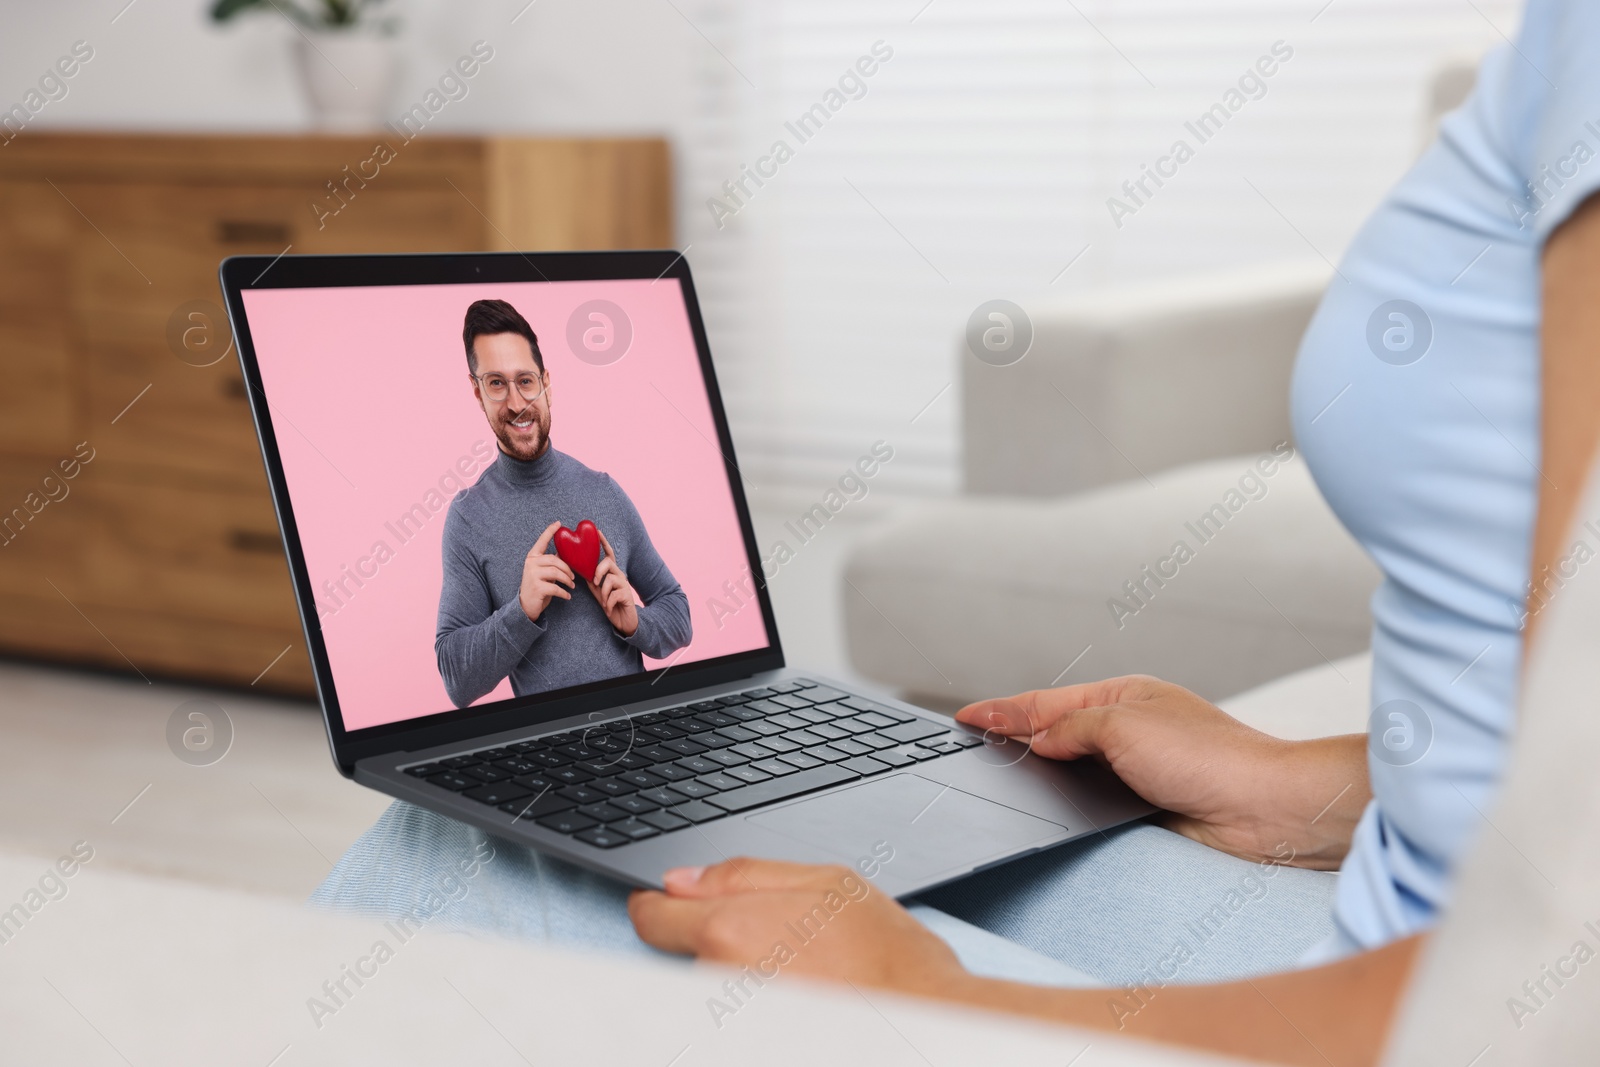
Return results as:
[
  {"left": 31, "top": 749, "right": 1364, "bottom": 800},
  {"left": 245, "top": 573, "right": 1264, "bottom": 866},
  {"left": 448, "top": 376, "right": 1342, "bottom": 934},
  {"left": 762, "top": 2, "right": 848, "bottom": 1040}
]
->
[{"left": 1291, "top": 0, "right": 1600, "bottom": 957}]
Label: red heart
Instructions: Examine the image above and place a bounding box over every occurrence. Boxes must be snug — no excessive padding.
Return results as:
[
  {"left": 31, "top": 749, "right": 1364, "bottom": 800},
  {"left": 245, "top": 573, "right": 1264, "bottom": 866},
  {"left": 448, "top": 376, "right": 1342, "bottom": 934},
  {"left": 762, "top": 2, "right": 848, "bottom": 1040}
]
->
[{"left": 553, "top": 519, "right": 601, "bottom": 582}]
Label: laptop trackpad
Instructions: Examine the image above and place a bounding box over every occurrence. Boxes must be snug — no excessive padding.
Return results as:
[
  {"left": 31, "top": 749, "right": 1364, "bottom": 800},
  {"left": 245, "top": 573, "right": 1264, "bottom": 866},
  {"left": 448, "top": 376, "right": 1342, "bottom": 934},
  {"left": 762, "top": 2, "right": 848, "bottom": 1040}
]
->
[{"left": 747, "top": 773, "right": 1068, "bottom": 882}]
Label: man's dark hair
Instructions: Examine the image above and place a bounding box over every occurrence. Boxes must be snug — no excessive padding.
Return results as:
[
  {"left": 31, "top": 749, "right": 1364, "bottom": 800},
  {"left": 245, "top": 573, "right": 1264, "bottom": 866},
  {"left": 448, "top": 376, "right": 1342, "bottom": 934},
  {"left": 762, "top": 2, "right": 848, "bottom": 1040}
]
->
[{"left": 462, "top": 299, "right": 544, "bottom": 375}]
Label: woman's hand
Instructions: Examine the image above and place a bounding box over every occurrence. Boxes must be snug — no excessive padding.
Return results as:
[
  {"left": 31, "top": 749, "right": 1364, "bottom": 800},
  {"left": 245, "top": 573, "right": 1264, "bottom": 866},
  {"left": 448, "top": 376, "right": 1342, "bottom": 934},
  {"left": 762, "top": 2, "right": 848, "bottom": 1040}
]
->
[
  {"left": 957, "top": 676, "right": 1369, "bottom": 869},
  {"left": 629, "top": 858, "right": 969, "bottom": 996}
]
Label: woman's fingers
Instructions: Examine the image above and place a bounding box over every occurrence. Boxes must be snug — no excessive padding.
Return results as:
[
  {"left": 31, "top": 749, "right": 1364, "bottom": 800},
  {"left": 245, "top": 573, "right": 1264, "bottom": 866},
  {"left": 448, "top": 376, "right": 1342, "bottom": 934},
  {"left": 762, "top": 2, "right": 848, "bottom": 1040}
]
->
[
  {"left": 627, "top": 890, "right": 715, "bottom": 955},
  {"left": 662, "top": 857, "right": 854, "bottom": 898},
  {"left": 955, "top": 677, "right": 1149, "bottom": 736}
]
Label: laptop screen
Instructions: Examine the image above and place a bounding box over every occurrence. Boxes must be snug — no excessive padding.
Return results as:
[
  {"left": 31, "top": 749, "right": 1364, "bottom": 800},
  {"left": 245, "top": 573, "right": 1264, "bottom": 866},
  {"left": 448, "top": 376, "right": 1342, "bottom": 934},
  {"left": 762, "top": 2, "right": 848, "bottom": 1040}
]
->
[{"left": 240, "top": 276, "right": 773, "bottom": 733}]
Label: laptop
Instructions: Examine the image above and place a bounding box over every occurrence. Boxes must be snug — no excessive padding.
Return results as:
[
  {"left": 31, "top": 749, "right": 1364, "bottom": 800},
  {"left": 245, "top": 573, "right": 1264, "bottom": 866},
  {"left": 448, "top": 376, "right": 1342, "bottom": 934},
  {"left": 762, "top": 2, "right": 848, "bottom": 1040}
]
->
[{"left": 219, "top": 249, "right": 1152, "bottom": 897}]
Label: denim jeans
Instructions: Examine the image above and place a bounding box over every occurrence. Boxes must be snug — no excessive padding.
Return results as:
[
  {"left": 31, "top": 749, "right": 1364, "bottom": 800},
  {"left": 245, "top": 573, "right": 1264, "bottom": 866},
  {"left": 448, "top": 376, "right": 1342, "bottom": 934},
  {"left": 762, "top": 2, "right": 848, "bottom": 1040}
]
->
[{"left": 311, "top": 801, "right": 1336, "bottom": 988}]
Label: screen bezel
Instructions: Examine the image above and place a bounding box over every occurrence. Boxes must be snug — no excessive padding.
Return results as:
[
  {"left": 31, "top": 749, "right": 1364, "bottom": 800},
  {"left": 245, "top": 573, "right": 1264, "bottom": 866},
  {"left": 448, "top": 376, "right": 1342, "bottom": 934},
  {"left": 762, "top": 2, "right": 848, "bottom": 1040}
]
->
[{"left": 218, "top": 250, "right": 784, "bottom": 774}]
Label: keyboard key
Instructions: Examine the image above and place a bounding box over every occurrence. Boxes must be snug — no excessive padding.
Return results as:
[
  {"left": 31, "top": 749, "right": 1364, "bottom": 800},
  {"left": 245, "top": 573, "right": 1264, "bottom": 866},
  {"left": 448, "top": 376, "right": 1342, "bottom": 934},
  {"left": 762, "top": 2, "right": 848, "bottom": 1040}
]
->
[
  {"left": 806, "top": 687, "right": 849, "bottom": 702},
  {"left": 745, "top": 699, "right": 788, "bottom": 716},
  {"left": 702, "top": 748, "right": 750, "bottom": 769},
  {"left": 840, "top": 697, "right": 914, "bottom": 722},
  {"left": 494, "top": 758, "right": 542, "bottom": 775},
  {"left": 688, "top": 700, "right": 724, "bottom": 713},
  {"left": 588, "top": 777, "right": 637, "bottom": 798},
  {"left": 684, "top": 731, "right": 735, "bottom": 750},
  {"left": 632, "top": 711, "right": 667, "bottom": 725},
  {"left": 463, "top": 783, "right": 531, "bottom": 806},
  {"left": 869, "top": 748, "right": 915, "bottom": 767},
  {"left": 805, "top": 745, "right": 852, "bottom": 763},
  {"left": 667, "top": 779, "right": 722, "bottom": 800},
  {"left": 788, "top": 678, "right": 817, "bottom": 688},
  {"left": 742, "top": 687, "right": 778, "bottom": 700},
  {"left": 852, "top": 711, "right": 899, "bottom": 729},
  {"left": 675, "top": 755, "right": 723, "bottom": 775},
  {"left": 604, "top": 752, "right": 657, "bottom": 770},
  {"left": 662, "top": 738, "right": 708, "bottom": 756},
  {"left": 476, "top": 747, "right": 513, "bottom": 761},
  {"left": 694, "top": 711, "right": 742, "bottom": 729},
  {"left": 527, "top": 751, "right": 572, "bottom": 769},
  {"left": 537, "top": 812, "right": 597, "bottom": 834},
  {"left": 643, "top": 723, "right": 689, "bottom": 741},
  {"left": 668, "top": 800, "right": 727, "bottom": 823},
  {"left": 512, "top": 775, "right": 558, "bottom": 793},
  {"left": 784, "top": 729, "right": 827, "bottom": 747},
  {"left": 509, "top": 741, "right": 547, "bottom": 754},
  {"left": 612, "top": 794, "right": 660, "bottom": 816},
  {"left": 664, "top": 706, "right": 703, "bottom": 719},
  {"left": 574, "top": 826, "right": 630, "bottom": 849},
  {"left": 729, "top": 742, "right": 776, "bottom": 761},
  {"left": 791, "top": 707, "right": 836, "bottom": 724},
  {"left": 724, "top": 705, "right": 766, "bottom": 722},
  {"left": 753, "top": 735, "right": 800, "bottom": 753},
  {"left": 805, "top": 722, "right": 850, "bottom": 740},
  {"left": 464, "top": 764, "right": 512, "bottom": 783},
  {"left": 646, "top": 761, "right": 697, "bottom": 781},
  {"left": 723, "top": 764, "right": 773, "bottom": 784},
  {"left": 751, "top": 757, "right": 800, "bottom": 776},
  {"left": 617, "top": 769, "right": 666, "bottom": 790},
  {"left": 547, "top": 766, "right": 594, "bottom": 785},
  {"left": 767, "top": 713, "right": 811, "bottom": 731},
  {"left": 855, "top": 733, "right": 898, "bottom": 751},
  {"left": 442, "top": 756, "right": 482, "bottom": 769},
  {"left": 606, "top": 817, "right": 661, "bottom": 842},
  {"left": 577, "top": 759, "right": 633, "bottom": 777},
  {"left": 743, "top": 719, "right": 786, "bottom": 737},
  {"left": 770, "top": 694, "right": 813, "bottom": 709},
  {"left": 637, "top": 745, "right": 682, "bottom": 764},
  {"left": 703, "top": 764, "right": 860, "bottom": 813},
  {"left": 840, "top": 755, "right": 893, "bottom": 776},
  {"left": 698, "top": 772, "right": 748, "bottom": 792},
  {"left": 767, "top": 681, "right": 807, "bottom": 695},
  {"left": 826, "top": 738, "right": 873, "bottom": 757},
  {"left": 927, "top": 740, "right": 966, "bottom": 754},
  {"left": 831, "top": 716, "right": 875, "bottom": 735},
  {"left": 637, "top": 787, "right": 681, "bottom": 807},
  {"left": 879, "top": 719, "right": 949, "bottom": 744},
  {"left": 897, "top": 745, "right": 941, "bottom": 762},
  {"left": 500, "top": 793, "right": 576, "bottom": 819},
  {"left": 776, "top": 751, "right": 825, "bottom": 770},
  {"left": 716, "top": 694, "right": 753, "bottom": 707},
  {"left": 558, "top": 785, "right": 608, "bottom": 805},
  {"left": 404, "top": 762, "right": 444, "bottom": 778},
  {"left": 715, "top": 725, "right": 761, "bottom": 743},
  {"left": 640, "top": 810, "right": 691, "bottom": 832},
  {"left": 425, "top": 772, "right": 477, "bottom": 791},
  {"left": 577, "top": 802, "right": 630, "bottom": 823}
]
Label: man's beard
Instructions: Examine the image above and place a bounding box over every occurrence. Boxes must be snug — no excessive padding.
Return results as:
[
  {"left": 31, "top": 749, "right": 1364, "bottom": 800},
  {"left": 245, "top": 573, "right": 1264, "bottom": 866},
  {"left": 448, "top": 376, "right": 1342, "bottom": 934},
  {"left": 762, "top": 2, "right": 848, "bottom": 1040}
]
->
[{"left": 494, "top": 404, "right": 552, "bottom": 462}]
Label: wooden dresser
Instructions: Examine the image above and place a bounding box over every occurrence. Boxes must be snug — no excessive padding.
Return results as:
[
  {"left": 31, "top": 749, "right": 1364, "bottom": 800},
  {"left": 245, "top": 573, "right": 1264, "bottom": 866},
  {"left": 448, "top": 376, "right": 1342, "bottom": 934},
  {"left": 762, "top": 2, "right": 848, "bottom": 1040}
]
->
[{"left": 0, "top": 133, "right": 671, "bottom": 696}]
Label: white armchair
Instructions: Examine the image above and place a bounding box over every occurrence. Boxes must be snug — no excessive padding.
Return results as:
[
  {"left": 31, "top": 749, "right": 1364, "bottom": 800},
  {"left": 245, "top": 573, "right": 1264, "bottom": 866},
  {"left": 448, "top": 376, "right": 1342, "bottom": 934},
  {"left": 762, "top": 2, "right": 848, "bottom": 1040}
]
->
[{"left": 843, "top": 263, "right": 1382, "bottom": 707}]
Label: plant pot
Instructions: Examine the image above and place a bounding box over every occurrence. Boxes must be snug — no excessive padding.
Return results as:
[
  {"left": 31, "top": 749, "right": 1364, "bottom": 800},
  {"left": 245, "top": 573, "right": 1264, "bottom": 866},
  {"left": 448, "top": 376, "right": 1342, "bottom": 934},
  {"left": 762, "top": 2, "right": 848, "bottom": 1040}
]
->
[{"left": 292, "top": 30, "right": 399, "bottom": 132}]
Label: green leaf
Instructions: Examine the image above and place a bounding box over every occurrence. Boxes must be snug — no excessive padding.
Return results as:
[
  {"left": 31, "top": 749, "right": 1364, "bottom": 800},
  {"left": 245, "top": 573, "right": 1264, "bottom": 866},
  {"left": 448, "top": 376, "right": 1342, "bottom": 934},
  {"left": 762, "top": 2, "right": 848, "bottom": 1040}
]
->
[{"left": 209, "top": 0, "right": 270, "bottom": 21}]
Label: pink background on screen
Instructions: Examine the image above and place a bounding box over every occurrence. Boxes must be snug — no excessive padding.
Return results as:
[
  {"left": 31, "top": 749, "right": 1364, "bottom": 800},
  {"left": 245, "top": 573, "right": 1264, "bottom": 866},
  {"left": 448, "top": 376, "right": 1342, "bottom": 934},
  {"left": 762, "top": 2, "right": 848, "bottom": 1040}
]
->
[{"left": 242, "top": 278, "right": 769, "bottom": 731}]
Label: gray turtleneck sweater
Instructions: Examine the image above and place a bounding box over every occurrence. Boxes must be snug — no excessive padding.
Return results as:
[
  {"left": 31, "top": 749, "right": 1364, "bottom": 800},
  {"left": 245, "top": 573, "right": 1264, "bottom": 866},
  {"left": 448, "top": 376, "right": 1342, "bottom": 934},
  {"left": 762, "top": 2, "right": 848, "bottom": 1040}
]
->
[{"left": 435, "top": 447, "right": 692, "bottom": 708}]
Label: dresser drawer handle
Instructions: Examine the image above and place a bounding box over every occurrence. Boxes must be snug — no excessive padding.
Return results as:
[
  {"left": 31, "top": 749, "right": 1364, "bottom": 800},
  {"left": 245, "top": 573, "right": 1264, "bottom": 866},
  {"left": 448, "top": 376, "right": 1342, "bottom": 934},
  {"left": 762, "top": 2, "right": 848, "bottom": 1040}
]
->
[
  {"left": 228, "top": 529, "right": 283, "bottom": 555},
  {"left": 217, "top": 220, "right": 292, "bottom": 245}
]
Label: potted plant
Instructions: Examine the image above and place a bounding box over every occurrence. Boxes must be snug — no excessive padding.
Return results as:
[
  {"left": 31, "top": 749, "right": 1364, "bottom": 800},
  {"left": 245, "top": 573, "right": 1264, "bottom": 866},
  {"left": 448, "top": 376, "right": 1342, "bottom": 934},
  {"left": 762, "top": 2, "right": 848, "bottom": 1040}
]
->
[{"left": 210, "top": 0, "right": 401, "bottom": 131}]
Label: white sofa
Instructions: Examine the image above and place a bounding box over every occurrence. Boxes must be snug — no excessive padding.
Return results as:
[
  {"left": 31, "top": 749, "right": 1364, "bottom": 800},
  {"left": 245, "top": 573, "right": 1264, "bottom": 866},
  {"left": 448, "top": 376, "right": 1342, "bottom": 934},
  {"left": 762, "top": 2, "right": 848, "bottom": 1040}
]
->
[{"left": 844, "top": 263, "right": 1382, "bottom": 709}]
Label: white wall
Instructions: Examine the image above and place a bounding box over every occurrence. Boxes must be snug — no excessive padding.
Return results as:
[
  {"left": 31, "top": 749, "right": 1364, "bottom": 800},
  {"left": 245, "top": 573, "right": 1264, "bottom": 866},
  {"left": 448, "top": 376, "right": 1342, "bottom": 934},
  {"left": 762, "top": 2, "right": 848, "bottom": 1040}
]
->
[{"left": 0, "top": 0, "right": 694, "bottom": 135}]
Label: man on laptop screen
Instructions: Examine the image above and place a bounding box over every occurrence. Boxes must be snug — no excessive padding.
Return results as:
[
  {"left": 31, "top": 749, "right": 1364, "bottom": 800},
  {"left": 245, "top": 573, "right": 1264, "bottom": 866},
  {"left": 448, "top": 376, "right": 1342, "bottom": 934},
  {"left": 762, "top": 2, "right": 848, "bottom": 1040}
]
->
[{"left": 436, "top": 298, "right": 691, "bottom": 707}]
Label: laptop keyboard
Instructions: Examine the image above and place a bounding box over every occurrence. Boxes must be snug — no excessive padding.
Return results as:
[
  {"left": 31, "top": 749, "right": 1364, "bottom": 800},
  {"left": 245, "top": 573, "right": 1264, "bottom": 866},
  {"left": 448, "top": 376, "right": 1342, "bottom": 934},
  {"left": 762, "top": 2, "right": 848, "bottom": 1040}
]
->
[{"left": 401, "top": 679, "right": 983, "bottom": 849}]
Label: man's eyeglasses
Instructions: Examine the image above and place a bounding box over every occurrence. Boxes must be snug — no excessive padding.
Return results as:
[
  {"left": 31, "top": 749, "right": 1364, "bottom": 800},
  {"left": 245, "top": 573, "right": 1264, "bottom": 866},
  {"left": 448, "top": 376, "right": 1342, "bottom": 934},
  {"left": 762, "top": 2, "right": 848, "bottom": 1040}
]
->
[{"left": 472, "top": 371, "right": 547, "bottom": 403}]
